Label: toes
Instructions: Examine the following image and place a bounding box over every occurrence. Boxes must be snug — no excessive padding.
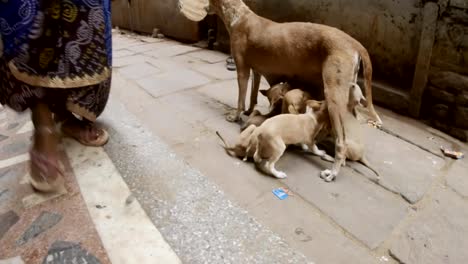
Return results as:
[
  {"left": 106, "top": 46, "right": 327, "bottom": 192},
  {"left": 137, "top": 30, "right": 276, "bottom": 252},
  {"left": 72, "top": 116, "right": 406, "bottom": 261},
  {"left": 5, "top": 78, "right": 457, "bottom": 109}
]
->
[{"left": 276, "top": 171, "right": 287, "bottom": 179}]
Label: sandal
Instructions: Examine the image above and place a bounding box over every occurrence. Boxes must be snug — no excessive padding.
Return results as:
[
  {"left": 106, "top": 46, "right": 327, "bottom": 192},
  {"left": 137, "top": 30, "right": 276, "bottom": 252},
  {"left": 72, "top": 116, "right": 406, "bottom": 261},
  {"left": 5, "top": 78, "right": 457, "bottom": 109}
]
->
[
  {"left": 226, "top": 56, "right": 236, "bottom": 71},
  {"left": 29, "top": 127, "right": 65, "bottom": 193},
  {"left": 61, "top": 119, "right": 109, "bottom": 147}
]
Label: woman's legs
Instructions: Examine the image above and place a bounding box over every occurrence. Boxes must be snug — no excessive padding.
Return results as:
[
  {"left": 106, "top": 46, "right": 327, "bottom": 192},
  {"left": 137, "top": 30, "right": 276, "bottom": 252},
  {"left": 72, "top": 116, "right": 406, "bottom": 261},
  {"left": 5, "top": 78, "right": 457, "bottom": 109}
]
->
[{"left": 29, "top": 102, "right": 65, "bottom": 192}]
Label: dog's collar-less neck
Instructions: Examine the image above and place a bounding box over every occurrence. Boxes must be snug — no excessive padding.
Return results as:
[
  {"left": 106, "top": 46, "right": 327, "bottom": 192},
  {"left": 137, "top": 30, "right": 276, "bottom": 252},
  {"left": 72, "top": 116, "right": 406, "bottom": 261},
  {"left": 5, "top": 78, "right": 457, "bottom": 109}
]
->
[{"left": 217, "top": 0, "right": 250, "bottom": 30}]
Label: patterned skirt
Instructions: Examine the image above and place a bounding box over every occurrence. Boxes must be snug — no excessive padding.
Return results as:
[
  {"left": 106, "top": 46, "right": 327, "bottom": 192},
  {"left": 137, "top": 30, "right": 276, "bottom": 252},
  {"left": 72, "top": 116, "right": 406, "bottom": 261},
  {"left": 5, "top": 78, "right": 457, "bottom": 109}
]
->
[{"left": 0, "top": 0, "right": 112, "bottom": 121}]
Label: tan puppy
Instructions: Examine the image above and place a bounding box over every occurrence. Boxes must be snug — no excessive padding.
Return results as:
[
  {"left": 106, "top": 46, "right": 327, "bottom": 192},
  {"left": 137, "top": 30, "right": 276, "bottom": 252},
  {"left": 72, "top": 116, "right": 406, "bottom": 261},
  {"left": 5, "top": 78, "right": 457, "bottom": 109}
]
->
[
  {"left": 282, "top": 89, "right": 312, "bottom": 115},
  {"left": 253, "top": 100, "right": 331, "bottom": 179},
  {"left": 179, "top": 0, "right": 383, "bottom": 182}
]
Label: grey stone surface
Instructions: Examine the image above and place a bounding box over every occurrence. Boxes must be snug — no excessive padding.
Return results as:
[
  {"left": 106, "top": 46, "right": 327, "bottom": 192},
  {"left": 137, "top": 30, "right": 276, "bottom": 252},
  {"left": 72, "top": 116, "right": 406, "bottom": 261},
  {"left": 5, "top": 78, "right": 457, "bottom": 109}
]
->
[
  {"left": 0, "top": 210, "right": 19, "bottom": 240},
  {"left": 101, "top": 98, "right": 313, "bottom": 264},
  {"left": 446, "top": 161, "right": 468, "bottom": 198},
  {"left": 112, "top": 49, "right": 135, "bottom": 58},
  {"left": 0, "top": 141, "right": 29, "bottom": 159},
  {"left": 454, "top": 106, "right": 468, "bottom": 129},
  {"left": 187, "top": 49, "right": 228, "bottom": 64},
  {"left": 390, "top": 189, "right": 468, "bottom": 264},
  {"left": 0, "top": 256, "right": 24, "bottom": 264},
  {"left": 277, "top": 151, "right": 409, "bottom": 249},
  {"left": 118, "top": 63, "right": 161, "bottom": 80},
  {"left": 17, "top": 211, "right": 62, "bottom": 245},
  {"left": 353, "top": 123, "right": 444, "bottom": 204},
  {"left": 42, "top": 241, "right": 101, "bottom": 264},
  {"left": 0, "top": 134, "right": 7, "bottom": 142},
  {"left": 143, "top": 44, "right": 199, "bottom": 58},
  {"left": 7, "top": 123, "right": 18, "bottom": 130},
  {"left": 137, "top": 69, "right": 211, "bottom": 98},
  {"left": 192, "top": 62, "right": 238, "bottom": 80},
  {"left": 429, "top": 71, "right": 468, "bottom": 93}
]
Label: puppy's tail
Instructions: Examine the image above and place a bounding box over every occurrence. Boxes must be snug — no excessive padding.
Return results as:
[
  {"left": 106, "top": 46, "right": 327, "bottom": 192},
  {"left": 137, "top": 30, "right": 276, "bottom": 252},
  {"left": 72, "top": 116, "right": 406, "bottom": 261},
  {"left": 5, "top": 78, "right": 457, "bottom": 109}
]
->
[
  {"left": 215, "top": 131, "right": 235, "bottom": 157},
  {"left": 359, "top": 157, "right": 379, "bottom": 178},
  {"left": 358, "top": 47, "right": 382, "bottom": 125}
]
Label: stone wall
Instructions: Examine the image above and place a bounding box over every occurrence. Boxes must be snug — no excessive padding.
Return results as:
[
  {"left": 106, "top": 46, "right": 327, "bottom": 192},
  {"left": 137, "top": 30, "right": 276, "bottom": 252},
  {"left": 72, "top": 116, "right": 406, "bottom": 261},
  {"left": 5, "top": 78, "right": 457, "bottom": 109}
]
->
[{"left": 423, "top": 1, "right": 468, "bottom": 142}]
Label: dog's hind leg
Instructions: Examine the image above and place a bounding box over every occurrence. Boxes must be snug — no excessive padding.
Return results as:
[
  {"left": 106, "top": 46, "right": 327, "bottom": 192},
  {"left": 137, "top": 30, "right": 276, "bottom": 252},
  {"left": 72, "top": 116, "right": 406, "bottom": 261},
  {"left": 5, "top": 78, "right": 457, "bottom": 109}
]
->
[
  {"left": 246, "top": 71, "right": 261, "bottom": 115},
  {"left": 320, "top": 56, "right": 352, "bottom": 182}
]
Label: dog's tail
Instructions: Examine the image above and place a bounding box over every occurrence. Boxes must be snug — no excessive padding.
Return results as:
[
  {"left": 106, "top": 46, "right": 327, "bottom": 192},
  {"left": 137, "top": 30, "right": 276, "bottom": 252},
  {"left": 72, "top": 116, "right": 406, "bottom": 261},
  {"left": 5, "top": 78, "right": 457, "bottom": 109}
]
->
[
  {"left": 357, "top": 46, "right": 382, "bottom": 126},
  {"left": 215, "top": 131, "right": 236, "bottom": 157}
]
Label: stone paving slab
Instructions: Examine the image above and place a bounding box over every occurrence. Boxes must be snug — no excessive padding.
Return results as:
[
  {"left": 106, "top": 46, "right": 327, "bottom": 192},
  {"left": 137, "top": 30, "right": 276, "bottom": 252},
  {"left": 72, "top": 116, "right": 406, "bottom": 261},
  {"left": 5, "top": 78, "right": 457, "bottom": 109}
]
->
[
  {"left": 348, "top": 123, "right": 444, "bottom": 204},
  {"left": 187, "top": 49, "right": 229, "bottom": 64},
  {"left": 277, "top": 151, "right": 409, "bottom": 249},
  {"left": 118, "top": 62, "right": 162, "bottom": 80},
  {"left": 137, "top": 69, "right": 211, "bottom": 98},
  {"left": 446, "top": 160, "right": 468, "bottom": 198},
  {"left": 390, "top": 189, "right": 468, "bottom": 264}
]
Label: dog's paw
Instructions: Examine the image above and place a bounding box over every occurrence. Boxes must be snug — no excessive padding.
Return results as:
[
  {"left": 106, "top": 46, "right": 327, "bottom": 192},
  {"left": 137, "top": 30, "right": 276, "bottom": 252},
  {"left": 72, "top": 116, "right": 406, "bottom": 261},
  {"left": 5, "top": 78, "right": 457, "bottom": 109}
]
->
[
  {"left": 274, "top": 171, "right": 288, "bottom": 179},
  {"left": 300, "top": 144, "right": 310, "bottom": 151},
  {"left": 320, "top": 169, "right": 336, "bottom": 182}
]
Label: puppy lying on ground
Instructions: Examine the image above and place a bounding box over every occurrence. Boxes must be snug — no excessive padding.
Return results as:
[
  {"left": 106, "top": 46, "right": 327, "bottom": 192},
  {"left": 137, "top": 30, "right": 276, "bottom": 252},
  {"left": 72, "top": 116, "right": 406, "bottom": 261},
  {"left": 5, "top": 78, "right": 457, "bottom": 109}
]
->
[{"left": 254, "top": 83, "right": 379, "bottom": 180}]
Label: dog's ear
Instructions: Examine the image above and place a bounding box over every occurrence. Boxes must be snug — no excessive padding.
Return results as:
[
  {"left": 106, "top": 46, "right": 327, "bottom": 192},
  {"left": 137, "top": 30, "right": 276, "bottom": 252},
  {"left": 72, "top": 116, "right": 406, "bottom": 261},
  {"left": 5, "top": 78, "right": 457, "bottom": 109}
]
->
[
  {"left": 306, "top": 100, "right": 322, "bottom": 112},
  {"left": 178, "top": 0, "right": 209, "bottom": 21},
  {"left": 260, "top": 89, "right": 268, "bottom": 96}
]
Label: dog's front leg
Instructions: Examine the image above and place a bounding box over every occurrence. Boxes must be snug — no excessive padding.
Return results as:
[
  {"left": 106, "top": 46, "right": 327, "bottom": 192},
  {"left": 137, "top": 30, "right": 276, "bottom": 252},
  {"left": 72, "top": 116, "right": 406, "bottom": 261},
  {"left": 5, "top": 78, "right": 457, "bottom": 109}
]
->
[
  {"left": 227, "top": 64, "right": 250, "bottom": 122},
  {"left": 246, "top": 71, "right": 261, "bottom": 115}
]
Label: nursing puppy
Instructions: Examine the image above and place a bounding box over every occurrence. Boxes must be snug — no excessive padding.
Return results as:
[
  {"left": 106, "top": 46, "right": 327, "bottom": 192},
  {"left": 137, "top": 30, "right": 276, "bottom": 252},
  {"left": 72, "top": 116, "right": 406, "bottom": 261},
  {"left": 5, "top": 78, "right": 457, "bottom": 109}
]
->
[
  {"left": 240, "top": 82, "right": 291, "bottom": 131},
  {"left": 281, "top": 89, "right": 312, "bottom": 114},
  {"left": 253, "top": 100, "right": 331, "bottom": 179}
]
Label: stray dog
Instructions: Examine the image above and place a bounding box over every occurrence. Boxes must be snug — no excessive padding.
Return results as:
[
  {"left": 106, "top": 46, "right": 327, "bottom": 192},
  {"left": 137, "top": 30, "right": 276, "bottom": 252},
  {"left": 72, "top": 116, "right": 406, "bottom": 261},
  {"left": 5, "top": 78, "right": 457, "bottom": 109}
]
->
[
  {"left": 282, "top": 89, "right": 312, "bottom": 114},
  {"left": 178, "top": 0, "right": 382, "bottom": 182},
  {"left": 216, "top": 124, "right": 258, "bottom": 160},
  {"left": 253, "top": 100, "right": 332, "bottom": 179}
]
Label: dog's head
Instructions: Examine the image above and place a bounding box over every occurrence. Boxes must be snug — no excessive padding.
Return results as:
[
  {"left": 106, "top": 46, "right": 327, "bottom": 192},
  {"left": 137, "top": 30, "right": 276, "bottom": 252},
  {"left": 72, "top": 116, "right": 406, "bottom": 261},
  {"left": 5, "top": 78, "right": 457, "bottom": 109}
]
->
[
  {"left": 260, "top": 82, "right": 291, "bottom": 111},
  {"left": 178, "top": 0, "right": 212, "bottom": 22}
]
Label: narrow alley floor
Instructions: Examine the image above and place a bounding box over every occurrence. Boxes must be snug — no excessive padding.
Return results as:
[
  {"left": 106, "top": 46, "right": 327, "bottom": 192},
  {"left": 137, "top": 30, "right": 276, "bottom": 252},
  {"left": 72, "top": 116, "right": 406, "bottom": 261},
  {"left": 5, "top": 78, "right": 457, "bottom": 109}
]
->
[{"left": 1, "top": 30, "right": 468, "bottom": 264}]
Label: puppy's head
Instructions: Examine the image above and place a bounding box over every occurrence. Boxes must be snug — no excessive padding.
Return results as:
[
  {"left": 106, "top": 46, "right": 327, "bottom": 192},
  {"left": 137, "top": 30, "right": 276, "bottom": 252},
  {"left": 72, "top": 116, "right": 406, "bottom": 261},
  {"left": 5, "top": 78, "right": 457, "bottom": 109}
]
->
[
  {"left": 260, "top": 82, "right": 291, "bottom": 110},
  {"left": 348, "top": 83, "right": 368, "bottom": 109}
]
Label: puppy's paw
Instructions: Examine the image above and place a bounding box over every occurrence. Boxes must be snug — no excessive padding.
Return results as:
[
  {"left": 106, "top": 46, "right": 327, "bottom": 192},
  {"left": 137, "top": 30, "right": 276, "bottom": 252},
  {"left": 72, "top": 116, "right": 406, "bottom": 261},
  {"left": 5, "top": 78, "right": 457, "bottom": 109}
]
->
[
  {"left": 320, "top": 169, "right": 336, "bottom": 182},
  {"left": 300, "top": 144, "right": 309, "bottom": 151},
  {"left": 274, "top": 171, "right": 288, "bottom": 179},
  {"left": 226, "top": 111, "right": 240, "bottom": 122},
  {"left": 321, "top": 154, "right": 335, "bottom": 163}
]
